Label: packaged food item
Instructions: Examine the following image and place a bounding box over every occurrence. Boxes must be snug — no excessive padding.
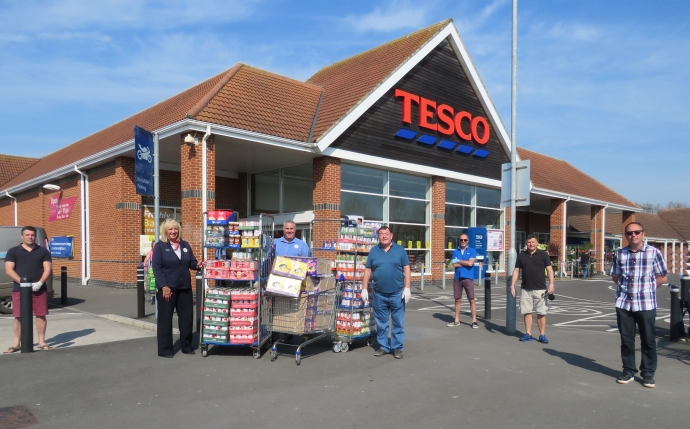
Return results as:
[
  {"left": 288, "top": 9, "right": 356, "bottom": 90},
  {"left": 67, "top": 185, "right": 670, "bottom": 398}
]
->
[
  {"left": 265, "top": 274, "right": 302, "bottom": 297},
  {"left": 271, "top": 256, "right": 308, "bottom": 280}
]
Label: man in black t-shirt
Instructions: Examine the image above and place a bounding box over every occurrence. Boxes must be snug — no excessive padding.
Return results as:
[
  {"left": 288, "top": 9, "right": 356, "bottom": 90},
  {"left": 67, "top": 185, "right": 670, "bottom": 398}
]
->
[
  {"left": 4, "top": 226, "right": 52, "bottom": 353},
  {"left": 510, "top": 234, "right": 555, "bottom": 343},
  {"left": 580, "top": 251, "right": 590, "bottom": 278}
]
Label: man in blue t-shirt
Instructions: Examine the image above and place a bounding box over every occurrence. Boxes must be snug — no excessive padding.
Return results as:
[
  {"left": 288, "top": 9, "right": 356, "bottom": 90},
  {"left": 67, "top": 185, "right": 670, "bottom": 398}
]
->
[
  {"left": 274, "top": 221, "right": 309, "bottom": 257},
  {"left": 362, "top": 226, "right": 410, "bottom": 359},
  {"left": 447, "top": 233, "right": 478, "bottom": 328}
]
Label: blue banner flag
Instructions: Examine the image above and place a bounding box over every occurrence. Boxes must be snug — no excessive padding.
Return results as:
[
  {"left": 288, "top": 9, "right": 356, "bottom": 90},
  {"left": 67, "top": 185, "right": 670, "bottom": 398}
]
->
[
  {"left": 134, "top": 126, "right": 154, "bottom": 196},
  {"left": 50, "top": 236, "right": 74, "bottom": 258}
]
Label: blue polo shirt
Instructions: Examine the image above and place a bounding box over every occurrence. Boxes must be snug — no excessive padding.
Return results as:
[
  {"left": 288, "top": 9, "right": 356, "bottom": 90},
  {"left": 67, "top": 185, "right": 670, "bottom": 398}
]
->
[
  {"left": 452, "top": 246, "right": 476, "bottom": 279},
  {"left": 366, "top": 243, "right": 409, "bottom": 294},
  {"left": 274, "top": 236, "right": 309, "bottom": 257}
]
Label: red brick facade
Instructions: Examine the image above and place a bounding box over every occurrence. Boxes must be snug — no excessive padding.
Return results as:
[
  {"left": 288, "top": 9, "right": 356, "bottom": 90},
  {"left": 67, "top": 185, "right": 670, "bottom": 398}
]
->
[
  {"left": 590, "top": 206, "right": 605, "bottom": 273},
  {"left": 311, "top": 157, "right": 341, "bottom": 259},
  {"left": 430, "top": 176, "right": 447, "bottom": 284},
  {"left": 550, "top": 199, "right": 567, "bottom": 271}
]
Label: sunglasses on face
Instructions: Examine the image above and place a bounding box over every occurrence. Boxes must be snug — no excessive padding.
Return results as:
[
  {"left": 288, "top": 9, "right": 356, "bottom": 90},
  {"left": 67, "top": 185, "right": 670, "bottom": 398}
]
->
[
  {"left": 625, "top": 230, "right": 643, "bottom": 236},
  {"left": 459, "top": 239, "right": 468, "bottom": 242}
]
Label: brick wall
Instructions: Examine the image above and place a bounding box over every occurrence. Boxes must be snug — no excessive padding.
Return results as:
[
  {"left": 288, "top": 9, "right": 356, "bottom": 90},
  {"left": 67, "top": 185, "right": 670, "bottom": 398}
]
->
[
  {"left": 160, "top": 169, "right": 181, "bottom": 201},
  {"left": 550, "top": 199, "right": 566, "bottom": 266},
  {"left": 216, "top": 176, "right": 241, "bottom": 210},
  {"left": 590, "top": 206, "right": 605, "bottom": 273},
  {"left": 0, "top": 198, "right": 12, "bottom": 225},
  {"left": 430, "top": 176, "right": 447, "bottom": 284},
  {"left": 41, "top": 175, "right": 82, "bottom": 281},
  {"left": 622, "top": 210, "right": 636, "bottom": 247},
  {"left": 312, "top": 157, "right": 340, "bottom": 259}
]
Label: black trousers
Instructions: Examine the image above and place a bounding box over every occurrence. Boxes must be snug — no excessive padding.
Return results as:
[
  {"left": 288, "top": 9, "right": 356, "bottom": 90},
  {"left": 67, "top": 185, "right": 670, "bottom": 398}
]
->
[
  {"left": 157, "top": 288, "right": 194, "bottom": 355},
  {"left": 616, "top": 307, "right": 657, "bottom": 377}
]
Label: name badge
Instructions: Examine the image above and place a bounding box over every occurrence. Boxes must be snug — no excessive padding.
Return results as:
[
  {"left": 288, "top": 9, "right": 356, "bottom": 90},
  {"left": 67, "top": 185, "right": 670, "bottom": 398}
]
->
[{"left": 183, "top": 248, "right": 188, "bottom": 253}]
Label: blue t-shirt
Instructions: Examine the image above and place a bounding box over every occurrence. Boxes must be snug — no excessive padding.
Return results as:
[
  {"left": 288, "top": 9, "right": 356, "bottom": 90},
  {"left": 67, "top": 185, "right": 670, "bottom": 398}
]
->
[
  {"left": 366, "top": 243, "right": 410, "bottom": 294},
  {"left": 452, "top": 246, "right": 476, "bottom": 279},
  {"left": 274, "top": 236, "right": 309, "bottom": 257}
]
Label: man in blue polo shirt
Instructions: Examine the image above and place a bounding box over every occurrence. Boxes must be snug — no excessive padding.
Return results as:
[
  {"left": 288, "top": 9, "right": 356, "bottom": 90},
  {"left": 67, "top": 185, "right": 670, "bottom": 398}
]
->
[
  {"left": 447, "top": 233, "right": 478, "bottom": 328},
  {"left": 274, "top": 220, "right": 309, "bottom": 257},
  {"left": 361, "top": 226, "right": 410, "bottom": 359}
]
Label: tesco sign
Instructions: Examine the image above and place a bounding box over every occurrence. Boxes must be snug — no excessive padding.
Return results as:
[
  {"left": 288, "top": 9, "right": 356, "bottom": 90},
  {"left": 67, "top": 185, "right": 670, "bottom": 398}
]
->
[{"left": 394, "top": 89, "right": 490, "bottom": 144}]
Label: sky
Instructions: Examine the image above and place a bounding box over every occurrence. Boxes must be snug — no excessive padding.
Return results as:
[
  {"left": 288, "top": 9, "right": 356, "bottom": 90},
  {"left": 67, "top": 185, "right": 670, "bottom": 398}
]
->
[{"left": 0, "top": 0, "right": 688, "bottom": 206}]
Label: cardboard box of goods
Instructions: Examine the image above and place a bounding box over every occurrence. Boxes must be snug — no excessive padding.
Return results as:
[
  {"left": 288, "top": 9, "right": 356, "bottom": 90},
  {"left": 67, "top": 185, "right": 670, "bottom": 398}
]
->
[
  {"left": 203, "top": 298, "right": 230, "bottom": 309},
  {"left": 205, "top": 288, "right": 231, "bottom": 300},
  {"left": 271, "top": 256, "right": 308, "bottom": 280},
  {"left": 265, "top": 274, "right": 302, "bottom": 298},
  {"left": 202, "top": 318, "right": 229, "bottom": 327},
  {"left": 203, "top": 308, "right": 229, "bottom": 317},
  {"left": 270, "top": 295, "right": 308, "bottom": 333},
  {"left": 202, "top": 333, "right": 228, "bottom": 343},
  {"left": 301, "top": 275, "right": 336, "bottom": 294},
  {"left": 203, "top": 325, "right": 229, "bottom": 335},
  {"left": 285, "top": 257, "right": 333, "bottom": 276}
]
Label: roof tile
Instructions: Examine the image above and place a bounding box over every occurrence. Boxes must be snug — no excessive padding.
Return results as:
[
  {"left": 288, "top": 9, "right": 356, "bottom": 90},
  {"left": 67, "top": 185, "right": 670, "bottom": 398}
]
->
[
  {"left": 658, "top": 208, "right": 690, "bottom": 241},
  {"left": 0, "top": 155, "right": 39, "bottom": 188}
]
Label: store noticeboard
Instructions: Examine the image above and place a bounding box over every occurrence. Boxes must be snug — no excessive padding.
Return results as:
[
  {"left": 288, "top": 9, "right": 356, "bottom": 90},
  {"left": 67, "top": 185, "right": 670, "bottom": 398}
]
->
[
  {"left": 142, "top": 207, "right": 175, "bottom": 236},
  {"left": 50, "top": 236, "right": 74, "bottom": 258},
  {"left": 48, "top": 195, "right": 77, "bottom": 222},
  {"left": 487, "top": 229, "right": 504, "bottom": 251},
  {"left": 140, "top": 234, "right": 155, "bottom": 256}
]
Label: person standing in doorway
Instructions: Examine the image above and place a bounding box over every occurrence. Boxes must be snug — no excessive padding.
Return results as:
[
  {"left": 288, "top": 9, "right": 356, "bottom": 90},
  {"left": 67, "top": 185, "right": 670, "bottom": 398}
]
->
[
  {"left": 510, "top": 234, "right": 554, "bottom": 343},
  {"left": 580, "top": 250, "right": 590, "bottom": 278},
  {"left": 361, "top": 226, "right": 411, "bottom": 359},
  {"left": 447, "top": 233, "right": 478, "bottom": 328},
  {"left": 4, "top": 226, "right": 52, "bottom": 353},
  {"left": 611, "top": 222, "right": 667, "bottom": 388}
]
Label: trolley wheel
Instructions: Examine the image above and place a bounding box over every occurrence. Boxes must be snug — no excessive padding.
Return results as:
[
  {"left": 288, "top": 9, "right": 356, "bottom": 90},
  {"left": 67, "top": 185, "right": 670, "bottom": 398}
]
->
[
  {"left": 270, "top": 348, "right": 277, "bottom": 362},
  {"left": 341, "top": 342, "right": 349, "bottom": 353},
  {"left": 253, "top": 349, "right": 261, "bottom": 359},
  {"left": 295, "top": 352, "right": 301, "bottom": 366},
  {"left": 366, "top": 337, "right": 374, "bottom": 347},
  {"left": 333, "top": 342, "right": 341, "bottom": 353},
  {"left": 201, "top": 346, "right": 208, "bottom": 358}
]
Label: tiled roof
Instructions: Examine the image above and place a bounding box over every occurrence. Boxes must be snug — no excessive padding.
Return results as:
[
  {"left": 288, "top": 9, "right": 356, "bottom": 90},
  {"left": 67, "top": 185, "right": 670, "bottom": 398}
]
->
[
  {"left": 0, "top": 155, "right": 38, "bottom": 188},
  {"left": 517, "top": 148, "right": 637, "bottom": 208},
  {"left": 658, "top": 208, "right": 690, "bottom": 241},
  {"left": 194, "top": 65, "right": 323, "bottom": 142},
  {"left": 1, "top": 68, "right": 235, "bottom": 192},
  {"left": 633, "top": 212, "right": 684, "bottom": 240},
  {"left": 307, "top": 19, "right": 451, "bottom": 141},
  {"left": 570, "top": 211, "right": 685, "bottom": 241}
]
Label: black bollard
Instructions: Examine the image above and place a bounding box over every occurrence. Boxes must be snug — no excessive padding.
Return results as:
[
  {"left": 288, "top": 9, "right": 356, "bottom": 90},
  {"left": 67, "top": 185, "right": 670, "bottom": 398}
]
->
[
  {"left": 60, "top": 266, "right": 67, "bottom": 305},
  {"left": 670, "top": 284, "right": 682, "bottom": 341},
  {"left": 196, "top": 272, "right": 203, "bottom": 334},
  {"left": 20, "top": 277, "right": 33, "bottom": 353},
  {"left": 484, "top": 275, "right": 492, "bottom": 320},
  {"left": 681, "top": 276, "right": 690, "bottom": 337},
  {"left": 137, "top": 267, "right": 145, "bottom": 318}
]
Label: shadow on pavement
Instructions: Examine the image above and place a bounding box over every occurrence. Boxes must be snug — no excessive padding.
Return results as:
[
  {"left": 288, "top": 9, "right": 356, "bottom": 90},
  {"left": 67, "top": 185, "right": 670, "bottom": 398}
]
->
[
  {"left": 49, "top": 297, "right": 86, "bottom": 307},
  {"left": 47, "top": 328, "right": 96, "bottom": 348},
  {"left": 657, "top": 339, "right": 690, "bottom": 365},
  {"left": 543, "top": 348, "right": 620, "bottom": 378}
]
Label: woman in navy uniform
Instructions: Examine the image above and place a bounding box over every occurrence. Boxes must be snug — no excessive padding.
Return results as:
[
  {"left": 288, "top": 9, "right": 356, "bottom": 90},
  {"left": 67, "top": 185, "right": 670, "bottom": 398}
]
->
[{"left": 152, "top": 219, "right": 205, "bottom": 358}]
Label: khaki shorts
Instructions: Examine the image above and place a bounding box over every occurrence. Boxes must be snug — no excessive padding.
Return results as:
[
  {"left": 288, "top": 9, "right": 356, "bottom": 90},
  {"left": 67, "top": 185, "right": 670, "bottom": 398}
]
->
[{"left": 519, "top": 289, "right": 547, "bottom": 315}]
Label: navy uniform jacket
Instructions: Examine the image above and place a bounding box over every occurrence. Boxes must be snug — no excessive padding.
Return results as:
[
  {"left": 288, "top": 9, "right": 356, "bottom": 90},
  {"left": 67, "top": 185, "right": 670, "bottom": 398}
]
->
[{"left": 152, "top": 240, "right": 199, "bottom": 290}]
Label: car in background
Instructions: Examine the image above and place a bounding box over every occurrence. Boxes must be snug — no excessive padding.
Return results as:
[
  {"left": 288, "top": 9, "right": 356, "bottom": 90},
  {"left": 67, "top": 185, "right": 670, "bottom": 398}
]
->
[{"left": 0, "top": 226, "right": 54, "bottom": 314}]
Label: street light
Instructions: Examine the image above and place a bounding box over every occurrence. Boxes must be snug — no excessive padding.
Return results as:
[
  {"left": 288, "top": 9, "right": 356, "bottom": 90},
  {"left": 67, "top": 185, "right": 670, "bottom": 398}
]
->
[{"left": 42, "top": 184, "right": 62, "bottom": 191}]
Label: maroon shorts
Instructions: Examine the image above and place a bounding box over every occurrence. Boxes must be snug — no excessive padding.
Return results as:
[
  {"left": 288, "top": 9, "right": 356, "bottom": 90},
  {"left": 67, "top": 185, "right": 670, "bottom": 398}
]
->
[
  {"left": 453, "top": 278, "right": 475, "bottom": 300},
  {"left": 12, "top": 290, "right": 49, "bottom": 318}
]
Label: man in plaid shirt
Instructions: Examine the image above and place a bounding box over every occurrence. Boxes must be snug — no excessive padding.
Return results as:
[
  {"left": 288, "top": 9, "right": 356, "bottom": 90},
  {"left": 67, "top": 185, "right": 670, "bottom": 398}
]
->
[{"left": 610, "top": 221, "right": 668, "bottom": 388}]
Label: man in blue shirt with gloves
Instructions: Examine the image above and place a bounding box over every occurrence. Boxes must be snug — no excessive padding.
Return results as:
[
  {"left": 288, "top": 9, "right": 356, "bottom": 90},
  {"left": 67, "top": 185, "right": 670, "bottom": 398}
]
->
[
  {"left": 447, "top": 233, "right": 478, "bottom": 328},
  {"left": 361, "top": 226, "right": 410, "bottom": 359}
]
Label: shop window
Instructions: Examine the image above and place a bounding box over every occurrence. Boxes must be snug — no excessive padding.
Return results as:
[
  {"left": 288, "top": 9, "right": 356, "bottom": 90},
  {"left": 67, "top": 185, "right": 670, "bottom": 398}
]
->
[
  {"left": 389, "top": 197, "right": 426, "bottom": 223},
  {"left": 476, "top": 208, "right": 501, "bottom": 229},
  {"left": 341, "top": 192, "right": 384, "bottom": 221},
  {"left": 445, "top": 205, "right": 472, "bottom": 227},
  {"left": 476, "top": 187, "right": 501, "bottom": 208},
  {"left": 250, "top": 164, "right": 313, "bottom": 215},
  {"left": 341, "top": 164, "right": 386, "bottom": 194},
  {"left": 446, "top": 182, "right": 473, "bottom": 205},
  {"left": 251, "top": 170, "right": 280, "bottom": 214},
  {"left": 389, "top": 171, "right": 427, "bottom": 199}
]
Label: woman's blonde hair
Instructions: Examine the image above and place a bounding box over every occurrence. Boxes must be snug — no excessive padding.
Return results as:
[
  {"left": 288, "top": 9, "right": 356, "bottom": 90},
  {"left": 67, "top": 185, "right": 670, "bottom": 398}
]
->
[{"left": 160, "top": 218, "right": 182, "bottom": 241}]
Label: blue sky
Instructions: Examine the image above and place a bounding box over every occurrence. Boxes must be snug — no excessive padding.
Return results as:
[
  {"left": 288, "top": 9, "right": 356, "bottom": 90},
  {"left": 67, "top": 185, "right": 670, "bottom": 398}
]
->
[{"left": 0, "top": 0, "right": 688, "bottom": 205}]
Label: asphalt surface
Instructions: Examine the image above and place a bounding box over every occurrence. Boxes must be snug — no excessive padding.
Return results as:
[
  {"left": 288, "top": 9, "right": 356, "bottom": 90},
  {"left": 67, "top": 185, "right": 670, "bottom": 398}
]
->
[{"left": 1, "top": 275, "right": 689, "bottom": 429}]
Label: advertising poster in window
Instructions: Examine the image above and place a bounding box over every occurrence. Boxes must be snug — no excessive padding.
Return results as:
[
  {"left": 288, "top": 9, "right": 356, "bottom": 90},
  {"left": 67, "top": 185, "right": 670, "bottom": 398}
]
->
[
  {"left": 487, "top": 229, "right": 504, "bottom": 251},
  {"left": 142, "top": 207, "right": 176, "bottom": 236}
]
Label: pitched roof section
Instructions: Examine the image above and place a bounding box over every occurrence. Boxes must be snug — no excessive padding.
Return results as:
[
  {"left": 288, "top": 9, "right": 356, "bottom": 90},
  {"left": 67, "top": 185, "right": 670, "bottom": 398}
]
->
[
  {"left": 194, "top": 65, "right": 323, "bottom": 142},
  {"left": 1, "top": 68, "right": 234, "bottom": 192},
  {"left": 307, "top": 19, "right": 451, "bottom": 141},
  {"left": 0, "top": 155, "right": 39, "bottom": 188},
  {"left": 517, "top": 148, "right": 637, "bottom": 208},
  {"left": 634, "top": 212, "right": 684, "bottom": 240},
  {"left": 658, "top": 208, "right": 690, "bottom": 241}
]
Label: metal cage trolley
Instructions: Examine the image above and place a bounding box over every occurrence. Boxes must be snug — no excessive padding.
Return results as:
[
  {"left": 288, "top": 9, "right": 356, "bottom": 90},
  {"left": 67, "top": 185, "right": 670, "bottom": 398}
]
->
[{"left": 199, "top": 211, "right": 274, "bottom": 358}]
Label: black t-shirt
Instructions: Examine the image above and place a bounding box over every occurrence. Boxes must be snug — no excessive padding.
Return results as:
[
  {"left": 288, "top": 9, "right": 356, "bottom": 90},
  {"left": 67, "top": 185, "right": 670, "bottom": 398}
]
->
[
  {"left": 580, "top": 253, "right": 590, "bottom": 267},
  {"left": 515, "top": 249, "right": 551, "bottom": 290},
  {"left": 5, "top": 244, "right": 52, "bottom": 292}
]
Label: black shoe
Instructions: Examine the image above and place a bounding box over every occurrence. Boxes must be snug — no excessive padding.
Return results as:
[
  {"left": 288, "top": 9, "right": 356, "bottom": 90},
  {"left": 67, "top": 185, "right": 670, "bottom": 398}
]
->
[
  {"left": 374, "top": 349, "right": 387, "bottom": 357},
  {"left": 393, "top": 349, "right": 403, "bottom": 359},
  {"left": 642, "top": 376, "right": 655, "bottom": 388},
  {"left": 159, "top": 353, "right": 174, "bottom": 358},
  {"left": 182, "top": 349, "right": 196, "bottom": 355},
  {"left": 616, "top": 372, "right": 633, "bottom": 384}
]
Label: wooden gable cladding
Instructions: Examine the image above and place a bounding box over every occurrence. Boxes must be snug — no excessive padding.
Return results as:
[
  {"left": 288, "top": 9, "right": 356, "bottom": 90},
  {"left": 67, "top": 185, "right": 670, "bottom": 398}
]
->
[{"left": 331, "top": 39, "right": 509, "bottom": 180}]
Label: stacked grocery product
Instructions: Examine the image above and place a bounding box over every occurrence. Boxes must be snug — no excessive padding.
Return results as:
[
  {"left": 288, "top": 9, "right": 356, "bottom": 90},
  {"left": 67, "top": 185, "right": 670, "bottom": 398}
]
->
[
  {"left": 229, "top": 288, "right": 259, "bottom": 344},
  {"left": 266, "top": 256, "right": 309, "bottom": 297},
  {"left": 336, "top": 222, "right": 381, "bottom": 252},
  {"left": 205, "top": 258, "right": 259, "bottom": 281},
  {"left": 239, "top": 221, "right": 261, "bottom": 248},
  {"left": 334, "top": 254, "right": 366, "bottom": 281},
  {"left": 202, "top": 288, "right": 231, "bottom": 343},
  {"left": 336, "top": 310, "right": 375, "bottom": 338}
]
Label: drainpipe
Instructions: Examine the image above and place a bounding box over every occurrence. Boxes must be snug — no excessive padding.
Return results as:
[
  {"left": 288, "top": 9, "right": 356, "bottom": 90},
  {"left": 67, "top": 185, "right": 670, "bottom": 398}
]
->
[
  {"left": 5, "top": 191, "right": 17, "bottom": 226},
  {"left": 601, "top": 204, "right": 607, "bottom": 275},
  {"left": 74, "top": 166, "right": 90, "bottom": 285},
  {"left": 202, "top": 125, "right": 211, "bottom": 261}
]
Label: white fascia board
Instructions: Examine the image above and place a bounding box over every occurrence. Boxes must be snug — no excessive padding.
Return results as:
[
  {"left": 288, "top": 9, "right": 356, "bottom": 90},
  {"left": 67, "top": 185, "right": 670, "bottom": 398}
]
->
[
  {"left": 324, "top": 148, "right": 501, "bottom": 188},
  {"left": 531, "top": 187, "right": 640, "bottom": 212},
  {"left": 316, "top": 23, "right": 457, "bottom": 153}
]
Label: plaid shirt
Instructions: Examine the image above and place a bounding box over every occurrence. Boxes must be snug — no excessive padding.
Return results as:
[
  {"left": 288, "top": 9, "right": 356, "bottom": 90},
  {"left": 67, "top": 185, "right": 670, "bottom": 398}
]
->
[{"left": 610, "top": 244, "right": 668, "bottom": 311}]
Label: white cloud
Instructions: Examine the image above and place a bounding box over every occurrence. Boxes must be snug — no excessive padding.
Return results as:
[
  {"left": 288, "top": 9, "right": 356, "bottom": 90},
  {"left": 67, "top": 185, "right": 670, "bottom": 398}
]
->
[{"left": 345, "top": 0, "right": 431, "bottom": 33}]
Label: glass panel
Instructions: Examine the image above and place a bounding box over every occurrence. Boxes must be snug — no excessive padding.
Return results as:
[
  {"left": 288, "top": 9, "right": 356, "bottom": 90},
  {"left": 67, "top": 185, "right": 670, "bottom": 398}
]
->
[
  {"left": 406, "top": 249, "right": 428, "bottom": 274},
  {"left": 282, "top": 163, "right": 312, "bottom": 179},
  {"left": 389, "top": 198, "right": 426, "bottom": 223},
  {"left": 389, "top": 172, "right": 427, "bottom": 199},
  {"left": 389, "top": 224, "right": 426, "bottom": 248},
  {"left": 446, "top": 182, "right": 473, "bottom": 205},
  {"left": 486, "top": 251, "right": 503, "bottom": 271},
  {"left": 341, "top": 164, "right": 386, "bottom": 194},
  {"left": 283, "top": 175, "right": 312, "bottom": 213},
  {"left": 445, "top": 204, "right": 472, "bottom": 227},
  {"left": 476, "top": 208, "right": 501, "bottom": 229},
  {"left": 251, "top": 170, "right": 279, "bottom": 214},
  {"left": 445, "top": 226, "right": 466, "bottom": 250},
  {"left": 340, "top": 192, "right": 384, "bottom": 221},
  {"left": 476, "top": 186, "right": 500, "bottom": 208}
]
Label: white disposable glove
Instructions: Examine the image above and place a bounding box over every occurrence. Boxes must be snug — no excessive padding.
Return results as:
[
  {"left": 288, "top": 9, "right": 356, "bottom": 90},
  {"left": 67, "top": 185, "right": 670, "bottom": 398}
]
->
[
  {"left": 360, "top": 288, "right": 369, "bottom": 304},
  {"left": 31, "top": 281, "right": 43, "bottom": 292},
  {"left": 402, "top": 288, "right": 411, "bottom": 303}
]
